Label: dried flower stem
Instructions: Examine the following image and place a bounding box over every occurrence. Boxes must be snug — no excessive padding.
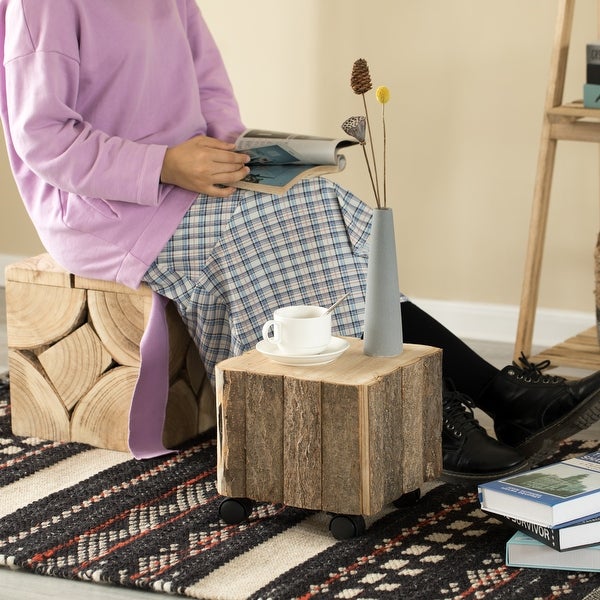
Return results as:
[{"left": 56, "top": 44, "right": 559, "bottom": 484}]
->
[
  {"left": 361, "top": 95, "right": 381, "bottom": 208},
  {"left": 360, "top": 142, "right": 380, "bottom": 209},
  {"left": 375, "top": 86, "right": 390, "bottom": 209},
  {"left": 381, "top": 101, "right": 387, "bottom": 208},
  {"left": 347, "top": 60, "right": 391, "bottom": 209}
]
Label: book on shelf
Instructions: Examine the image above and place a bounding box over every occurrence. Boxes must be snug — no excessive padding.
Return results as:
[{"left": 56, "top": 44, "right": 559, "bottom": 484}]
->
[
  {"left": 233, "top": 128, "right": 357, "bottom": 194},
  {"left": 586, "top": 42, "right": 600, "bottom": 65},
  {"left": 505, "top": 531, "right": 600, "bottom": 572},
  {"left": 486, "top": 510, "right": 600, "bottom": 552},
  {"left": 478, "top": 450, "right": 600, "bottom": 528},
  {"left": 583, "top": 83, "right": 600, "bottom": 109},
  {"left": 585, "top": 41, "right": 600, "bottom": 101}
]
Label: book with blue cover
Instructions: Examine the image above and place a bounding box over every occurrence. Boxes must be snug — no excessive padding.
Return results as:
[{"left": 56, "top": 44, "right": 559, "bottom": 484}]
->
[
  {"left": 478, "top": 451, "right": 600, "bottom": 527},
  {"left": 506, "top": 531, "right": 600, "bottom": 572}
]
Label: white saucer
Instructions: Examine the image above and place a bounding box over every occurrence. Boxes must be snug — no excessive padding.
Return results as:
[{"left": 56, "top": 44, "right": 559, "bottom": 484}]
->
[{"left": 256, "top": 337, "right": 350, "bottom": 366}]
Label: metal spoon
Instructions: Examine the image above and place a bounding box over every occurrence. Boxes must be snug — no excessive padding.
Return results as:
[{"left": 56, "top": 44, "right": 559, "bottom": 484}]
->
[{"left": 323, "top": 292, "right": 350, "bottom": 317}]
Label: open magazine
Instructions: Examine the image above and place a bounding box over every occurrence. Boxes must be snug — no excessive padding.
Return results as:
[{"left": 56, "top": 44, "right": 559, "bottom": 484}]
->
[{"left": 233, "top": 129, "right": 357, "bottom": 194}]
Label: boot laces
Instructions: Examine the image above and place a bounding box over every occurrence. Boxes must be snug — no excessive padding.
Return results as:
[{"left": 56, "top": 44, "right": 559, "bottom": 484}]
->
[
  {"left": 507, "top": 352, "right": 565, "bottom": 384},
  {"left": 443, "top": 380, "right": 484, "bottom": 438}
]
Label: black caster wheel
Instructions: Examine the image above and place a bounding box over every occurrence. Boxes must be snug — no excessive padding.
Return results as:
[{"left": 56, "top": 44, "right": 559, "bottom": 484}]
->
[
  {"left": 329, "top": 514, "right": 366, "bottom": 540},
  {"left": 393, "top": 488, "right": 421, "bottom": 508},
  {"left": 218, "top": 497, "right": 253, "bottom": 524}
]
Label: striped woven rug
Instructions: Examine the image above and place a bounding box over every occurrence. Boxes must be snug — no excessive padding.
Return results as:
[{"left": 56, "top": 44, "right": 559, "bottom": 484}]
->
[{"left": 0, "top": 373, "right": 599, "bottom": 599}]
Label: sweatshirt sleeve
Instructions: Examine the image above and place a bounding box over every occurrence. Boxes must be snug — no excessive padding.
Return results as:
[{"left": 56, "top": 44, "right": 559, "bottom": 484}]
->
[
  {"left": 4, "top": 50, "right": 166, "bottom": 207},
  {"left": 186, "top": 3, "right": 245, "bottom": 142}
]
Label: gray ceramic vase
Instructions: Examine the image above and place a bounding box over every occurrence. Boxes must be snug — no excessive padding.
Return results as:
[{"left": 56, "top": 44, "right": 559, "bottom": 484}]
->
[{"left": 363, "top": 208, "right": 403, "bottom": 356}]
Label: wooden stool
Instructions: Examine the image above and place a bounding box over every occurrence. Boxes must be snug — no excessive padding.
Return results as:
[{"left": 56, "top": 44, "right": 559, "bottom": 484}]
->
[
  {"left": 5, "top": 253, "right": 215, "bottom": 453},
  {"left": 215, "top": 338, "right": 442, "bottom": 538}
]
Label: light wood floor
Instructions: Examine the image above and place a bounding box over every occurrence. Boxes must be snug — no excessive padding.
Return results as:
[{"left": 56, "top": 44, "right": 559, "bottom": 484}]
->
[{"left": 0, "top": 288, "right": 599, "bottom": 599}]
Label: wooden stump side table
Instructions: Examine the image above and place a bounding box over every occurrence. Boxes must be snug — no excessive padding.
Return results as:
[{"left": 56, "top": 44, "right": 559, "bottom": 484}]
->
[{"left": 215, "top": 338, "right": 442, "bottom": 536}]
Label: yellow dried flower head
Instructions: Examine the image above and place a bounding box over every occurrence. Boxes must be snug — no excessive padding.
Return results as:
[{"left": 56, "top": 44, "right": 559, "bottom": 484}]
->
[
  {"left": 376, "top": 86, "right": 390, "bottom": 104},
  {"left": 350, "top": 58, "right": 372, "bottom": 95}
]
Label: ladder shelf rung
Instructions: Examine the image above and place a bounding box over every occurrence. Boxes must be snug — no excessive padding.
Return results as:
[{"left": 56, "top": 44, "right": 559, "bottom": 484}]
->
[
  {"left": 547, "top": 100, "right": 600, "bottom": 121},
  {"left": 550, "top": 119, "right": 600, "bottom": 142}
]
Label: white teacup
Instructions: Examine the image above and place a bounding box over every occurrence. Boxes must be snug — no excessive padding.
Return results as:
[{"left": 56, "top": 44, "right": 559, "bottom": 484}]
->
[{"left": 262, "top": 305, "right": 332, "bottom": 356}]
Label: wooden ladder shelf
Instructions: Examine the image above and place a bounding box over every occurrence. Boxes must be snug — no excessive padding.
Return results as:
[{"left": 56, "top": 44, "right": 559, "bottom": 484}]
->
[{"left": 516, "top": 0, "right": 600, "bottom": 371}]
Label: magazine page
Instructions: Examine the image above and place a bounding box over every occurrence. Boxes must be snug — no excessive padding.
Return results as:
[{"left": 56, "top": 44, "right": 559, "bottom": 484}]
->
[
  {"left": 236, "top": 160, "right": 345, "bottom": 193},
  {"left": 235, "top": 129, "right": 356, "bottom": 166}
]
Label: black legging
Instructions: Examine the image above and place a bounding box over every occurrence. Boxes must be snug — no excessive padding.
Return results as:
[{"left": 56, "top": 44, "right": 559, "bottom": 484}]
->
[{"left": 401, "top": 301, "right": 499, "bottom": 401}]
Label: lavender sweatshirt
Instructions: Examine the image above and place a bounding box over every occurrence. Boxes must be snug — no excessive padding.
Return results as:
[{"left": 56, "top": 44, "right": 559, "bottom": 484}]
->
[{"left": 0, "top": 0, "right": 245, "bottom": 288}]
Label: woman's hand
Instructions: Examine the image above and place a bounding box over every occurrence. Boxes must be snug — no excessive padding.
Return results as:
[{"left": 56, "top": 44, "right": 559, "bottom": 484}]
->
[{"left": 160, "top": 135, "right": 250, "bottom": 197}]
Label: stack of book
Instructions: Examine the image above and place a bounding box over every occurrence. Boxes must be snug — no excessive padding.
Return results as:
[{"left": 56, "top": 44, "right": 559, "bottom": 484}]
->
[
  {"left": 478, "top": 450, "right": 600, "bottom": 571},
  {"left": 584, "top": 42, "right": 600, "bottom": 108}
]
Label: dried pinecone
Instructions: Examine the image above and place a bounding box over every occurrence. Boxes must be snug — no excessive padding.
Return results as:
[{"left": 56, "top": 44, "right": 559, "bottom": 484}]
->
[{"left": 350, "top": 58, "right": 372, "bottom": 95}]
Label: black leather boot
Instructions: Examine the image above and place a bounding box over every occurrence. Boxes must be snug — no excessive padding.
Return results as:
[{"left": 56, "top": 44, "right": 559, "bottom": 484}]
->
[
  {"left": 477, "top": 354, "right": 600, "bottom": 464},
  {"left": 441, "top": 381, "right": 528, "bottom": 485}
]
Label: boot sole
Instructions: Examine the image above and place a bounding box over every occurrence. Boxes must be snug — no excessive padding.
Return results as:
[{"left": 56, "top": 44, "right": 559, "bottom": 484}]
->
[
  {"left": 512, "top": 386, "right": 600, "bottom": 466},
  {"left": 440, "top": 459, "right": 529, "bottom": 486}
]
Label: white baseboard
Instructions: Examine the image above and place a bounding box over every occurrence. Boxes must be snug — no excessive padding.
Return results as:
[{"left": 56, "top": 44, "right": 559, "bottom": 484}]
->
[
  {"left": 411, "top": 297, "right": 596, "bottom": 349},
  {"left": 0, "top": 253, "right": 27, "bottom": 287}
]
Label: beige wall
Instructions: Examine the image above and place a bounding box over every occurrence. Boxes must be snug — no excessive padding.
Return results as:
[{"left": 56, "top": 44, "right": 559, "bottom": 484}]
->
[
  {"left": 0, "top": 129, "right": 44, "bottom": 256},
  {"left": 1, "top": 1, "right": 598, "bottom": 314}
]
